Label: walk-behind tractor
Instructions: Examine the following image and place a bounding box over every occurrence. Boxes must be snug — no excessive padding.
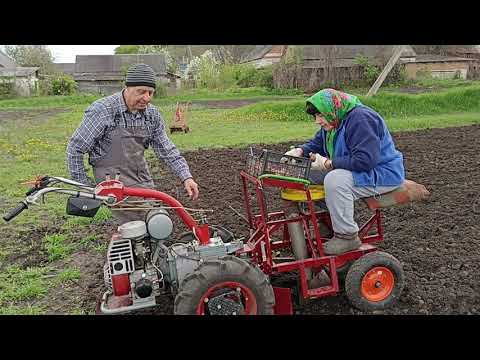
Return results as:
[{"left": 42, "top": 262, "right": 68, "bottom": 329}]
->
[{"left": 3, "top": 150, "right": 429, "bottom": 315}]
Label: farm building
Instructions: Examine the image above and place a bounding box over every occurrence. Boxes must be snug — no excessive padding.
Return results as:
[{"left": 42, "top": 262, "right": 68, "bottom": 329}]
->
[
  {"left": 272, "top": 45, "right": 417, "bottom": 91},
  {"left": 53, "top": 63, "right": 75, "bottom": 76},
  {"left": 404, "top": 55, "right": 476, "bottom": 80},
  {"left": 0, "top": 49, "right": 39, "bottom": 97},
  {"left": 240, "top": 45, "right": 287, "bottom": 68},
  {"left": 72, "top": 54, "right": 172, "bottom": 94}
]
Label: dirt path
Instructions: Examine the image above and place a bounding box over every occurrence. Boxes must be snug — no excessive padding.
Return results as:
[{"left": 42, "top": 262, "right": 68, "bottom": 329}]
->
[{"left": 0, "top": 109, "right": 69, "bottom": 125}]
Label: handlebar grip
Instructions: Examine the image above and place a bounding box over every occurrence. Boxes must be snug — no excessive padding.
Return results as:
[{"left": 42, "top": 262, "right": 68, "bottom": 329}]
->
[{"left": 3, "top": 202, "right": 28, "bottom": 222}]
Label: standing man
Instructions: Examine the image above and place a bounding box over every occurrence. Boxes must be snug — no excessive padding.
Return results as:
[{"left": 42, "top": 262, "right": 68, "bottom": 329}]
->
[{"left": 67, "top": 63, "right": 199, "bottom": 224}]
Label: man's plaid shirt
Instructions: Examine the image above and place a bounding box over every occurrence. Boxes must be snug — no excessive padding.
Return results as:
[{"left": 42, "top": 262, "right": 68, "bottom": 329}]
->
[{"left": 66, "top": 91, "right": 192, "bottom": 185}]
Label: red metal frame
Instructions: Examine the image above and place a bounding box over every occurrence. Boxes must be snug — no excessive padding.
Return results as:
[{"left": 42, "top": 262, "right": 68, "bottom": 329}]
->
[
  {"left": 239, "top": 171, "right": 384, "bottom": 312},
  {"left": 95, "top": 179, "right": 210, "bottom": 245}
]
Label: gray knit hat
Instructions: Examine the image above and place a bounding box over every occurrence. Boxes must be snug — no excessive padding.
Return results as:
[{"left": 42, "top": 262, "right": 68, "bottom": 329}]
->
[{"left": 125, "top": 63, "right": 156, "bottom": 89}]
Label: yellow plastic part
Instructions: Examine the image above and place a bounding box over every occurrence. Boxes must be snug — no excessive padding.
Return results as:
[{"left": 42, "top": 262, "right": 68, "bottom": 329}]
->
[{"left": 280, "top": 185, "right": 326, "bottom": 202}]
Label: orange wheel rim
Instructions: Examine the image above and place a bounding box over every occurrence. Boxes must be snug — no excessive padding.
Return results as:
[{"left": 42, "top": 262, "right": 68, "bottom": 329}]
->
[{"left": 361, "top": 266, "right": 395, "bottom": 302}]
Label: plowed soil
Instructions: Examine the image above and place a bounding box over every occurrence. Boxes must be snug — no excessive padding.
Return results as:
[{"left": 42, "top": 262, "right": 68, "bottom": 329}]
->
[
  {"left": 3, "top": 123, "right": 480, "bottom": 315},
  {"left": 144, "top": 124, "right": 480, "bottom": 315}
]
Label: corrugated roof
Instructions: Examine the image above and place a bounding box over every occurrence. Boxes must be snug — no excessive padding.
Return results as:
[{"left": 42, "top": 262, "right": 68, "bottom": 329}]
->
[
  {"left": 240, "top": 46, "right": 274, "bottom": 63},
  {"left": 301, "top": 45, "right": 416, "bottom": 60},
  {"left": 74, "top": 54, "right": 167, "bottom": 75},
  {"left": 0, "top": 67, "right": 38, "bottom": 77}
]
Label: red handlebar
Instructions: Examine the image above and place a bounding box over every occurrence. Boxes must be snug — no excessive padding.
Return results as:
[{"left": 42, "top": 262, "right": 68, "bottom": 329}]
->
[{"left": 95, "top": 180, "right": 210, "bottom": 245}]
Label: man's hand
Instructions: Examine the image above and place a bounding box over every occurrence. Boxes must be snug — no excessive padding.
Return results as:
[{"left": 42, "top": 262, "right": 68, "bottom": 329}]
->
[
  {"left": 281, "top": 147, "right": 303, "bottom": 164},
  {"left": 184, "top": 178, "right": 199, "bottom": 200},
  {"left": 309, "top": 153, "right": 330, "bottom": 171}
]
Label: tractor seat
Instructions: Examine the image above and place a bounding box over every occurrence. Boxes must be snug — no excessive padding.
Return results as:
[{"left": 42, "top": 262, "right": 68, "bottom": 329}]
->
[
  {"left": 280, "top": 180, "right": 430, "bottom": 210},
  {"left": 281, "top": 185, "right": 325, "bottom": 202}
]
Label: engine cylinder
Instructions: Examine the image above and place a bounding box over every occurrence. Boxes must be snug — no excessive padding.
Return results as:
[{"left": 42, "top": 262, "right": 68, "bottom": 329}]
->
[{"left": 146, "top": 209, "right": 173, "bottom": 240}]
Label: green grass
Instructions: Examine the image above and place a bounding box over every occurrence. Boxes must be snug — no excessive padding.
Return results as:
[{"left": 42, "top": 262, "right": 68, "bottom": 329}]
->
[
  {"left": 0, "top": 84, "right": 479, "bottom": 315},
  {"left": 0, "top": 265, "right": 50, "bottom": 305},
  {"left": 228, "top": 85, "right": 480, "bottom": 122},
  {"left": 1, "top": 87, "right": 480, "bottom": 225},
  {"left": 0, "top": 87, "right": 301, "bottom": 110},
  {"left": 0, "top": 94, "right": 101, "bottom": 110},
  {"left": 0, "top": 305, "right": 45, "bottom": 315},
  {"left": 57, "top": 268, "right": 81, "bottom": 283},
  {"left": 154, "top": 86, "right": 302, "bottom": 104},
  {"left": 44, "top": 233, "right": 71, "bottom": 261}
]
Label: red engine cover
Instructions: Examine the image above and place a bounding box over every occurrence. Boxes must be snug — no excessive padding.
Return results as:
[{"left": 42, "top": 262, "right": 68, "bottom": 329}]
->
[{"left": 112, "top": 274, "right": 131, "bottom": 296}]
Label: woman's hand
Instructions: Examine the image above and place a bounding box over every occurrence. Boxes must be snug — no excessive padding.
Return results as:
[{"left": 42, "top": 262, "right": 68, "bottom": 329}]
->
[{"left": 309, "top": 153, "right": 332, "bottom": 171}]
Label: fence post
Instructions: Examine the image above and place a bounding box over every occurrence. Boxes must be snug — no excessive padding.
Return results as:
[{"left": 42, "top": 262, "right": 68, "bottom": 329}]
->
[{"left": 366, "top": 45, "right": 406, "bottom": 97}]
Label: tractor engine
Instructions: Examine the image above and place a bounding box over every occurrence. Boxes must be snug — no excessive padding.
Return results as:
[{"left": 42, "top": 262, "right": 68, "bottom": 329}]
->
[{"left": 101, "top": 209, "right": 244, "bottom": 313}]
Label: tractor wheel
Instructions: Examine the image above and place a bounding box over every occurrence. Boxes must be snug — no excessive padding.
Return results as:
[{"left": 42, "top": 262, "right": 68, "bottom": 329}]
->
[
  {"left": 345, "top": 251, "right": 404, "bottom": 312},
  {"left": 174, "top": 256, "right": 275, "bottom": 315}
]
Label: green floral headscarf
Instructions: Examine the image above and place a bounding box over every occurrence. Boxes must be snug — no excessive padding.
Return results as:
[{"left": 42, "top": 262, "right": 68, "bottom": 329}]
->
[{"left": 306, "top": 89, "right": 362, "bottom": 158}]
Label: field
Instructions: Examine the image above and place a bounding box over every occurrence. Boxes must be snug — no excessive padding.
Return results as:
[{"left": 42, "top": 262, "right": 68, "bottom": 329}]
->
[{"left": 1, "top": 84, "right": 480, "bottom": 315}]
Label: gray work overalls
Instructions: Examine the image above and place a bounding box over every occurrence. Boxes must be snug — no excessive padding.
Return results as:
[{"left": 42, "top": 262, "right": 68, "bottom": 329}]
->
[{"left": 90, "top": 110, "right": 155, "bottom": 225}]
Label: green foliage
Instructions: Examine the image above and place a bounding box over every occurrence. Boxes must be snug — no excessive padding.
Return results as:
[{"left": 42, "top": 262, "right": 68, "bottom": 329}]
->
[
  {"left": 354, "top": 54, "right": 380, "bottom": 85},
  {"left": 138, "top": 45, "right": 178, "bottom": 73},
  {"left": 38, "top": 73, "right": 77, "bottom": 96},
  {"left": 233, "top": 65, "right": 273, "bottom": 88},
  {"left": 154, "top": 81, "right": 168, "bottom": 98},
  {"left": 0, "top": 77, "right": 16, "bottom": 98},
  {"left": 185, "top": 54, "right": 275, "bottom": 91},
  {"left": 359, "top": 86, "right": 480, "bottom": 118},
  {"left": 114, "top": 45, "right": 140, "bottom": 54},
  {"left": 281, "top": 46, "right": 303, "bottom": 65},
  {"left": 51, "top": 74, "right": 77, "bottom": 95}
]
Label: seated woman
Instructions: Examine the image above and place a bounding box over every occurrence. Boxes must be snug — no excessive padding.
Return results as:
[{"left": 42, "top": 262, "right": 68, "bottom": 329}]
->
[{"left": 284, "top": 89, "right": 405, "bottom": 255}]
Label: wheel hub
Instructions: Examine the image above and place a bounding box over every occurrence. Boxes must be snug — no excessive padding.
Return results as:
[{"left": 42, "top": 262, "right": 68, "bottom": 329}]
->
[{"left": 361, "top": 266, "right": 395, "bottom": 302}]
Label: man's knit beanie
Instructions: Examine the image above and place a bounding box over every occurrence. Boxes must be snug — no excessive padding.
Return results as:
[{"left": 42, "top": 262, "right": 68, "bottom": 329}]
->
[{"left": 125, "top": 63, "right": 156, "bottom": 89}]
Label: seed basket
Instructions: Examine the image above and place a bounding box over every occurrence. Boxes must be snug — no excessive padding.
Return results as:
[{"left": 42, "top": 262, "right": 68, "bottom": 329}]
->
[{"left": 245, "top": 148, "right": 312, "bottom": 180}]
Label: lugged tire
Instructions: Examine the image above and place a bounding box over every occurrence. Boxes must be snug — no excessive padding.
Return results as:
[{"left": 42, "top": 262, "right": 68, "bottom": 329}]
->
[
  {"left": 345, "top": 251, "right": 404, "bottom": 312},
  {"left": 174, "top": 256, "right": 275, "bottom": 315}
]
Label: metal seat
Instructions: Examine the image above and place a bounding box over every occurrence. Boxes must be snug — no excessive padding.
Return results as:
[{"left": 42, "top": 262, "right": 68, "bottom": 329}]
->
[{"left": 280, "top": 185, "right": 325, "bottom": 202}]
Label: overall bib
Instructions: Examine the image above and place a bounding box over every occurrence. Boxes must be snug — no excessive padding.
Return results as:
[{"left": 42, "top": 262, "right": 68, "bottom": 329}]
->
[{"left": 91, "top": 112, "right": 155, "bottom": 225}]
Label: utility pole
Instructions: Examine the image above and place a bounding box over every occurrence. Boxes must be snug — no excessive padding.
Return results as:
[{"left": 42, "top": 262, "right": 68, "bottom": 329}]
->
[
  {"left": 366, "top": 45, "right": 406, "bottom": 97},
  {"left": 187, "top": 45, "right": 193, "bottom": 61}
]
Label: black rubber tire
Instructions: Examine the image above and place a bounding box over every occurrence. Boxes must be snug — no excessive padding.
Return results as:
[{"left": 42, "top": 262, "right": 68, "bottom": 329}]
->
[
  {"left": 174, "top": 256, "right": 275, "bottom": 315},
  {"left": 345, "top": 251, "right": 404, "bottom": 312}
]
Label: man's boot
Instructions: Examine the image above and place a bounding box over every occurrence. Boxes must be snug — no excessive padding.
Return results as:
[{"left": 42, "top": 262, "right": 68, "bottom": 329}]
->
[{"left": 323, "top": 232, "right": 362, "bottom": 255}]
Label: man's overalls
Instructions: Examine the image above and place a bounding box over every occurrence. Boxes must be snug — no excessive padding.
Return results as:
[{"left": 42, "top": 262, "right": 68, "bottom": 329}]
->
[{"left": 90, "top": 111, "right": 155, "bottom": 225}]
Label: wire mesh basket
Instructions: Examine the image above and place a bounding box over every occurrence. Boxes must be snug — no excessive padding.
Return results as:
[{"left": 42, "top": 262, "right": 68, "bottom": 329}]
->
[{"left": 245, "top": 148, "right": 312, "bottom": 180}]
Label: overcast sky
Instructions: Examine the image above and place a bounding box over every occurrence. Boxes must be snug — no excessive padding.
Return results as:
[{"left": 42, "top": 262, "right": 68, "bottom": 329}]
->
[{"left": 0, "top": 45, "right": 120, "bottom": 63}]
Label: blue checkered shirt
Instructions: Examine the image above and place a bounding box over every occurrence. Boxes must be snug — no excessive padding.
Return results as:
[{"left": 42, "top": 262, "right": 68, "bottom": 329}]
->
[{"left": 66, "top": 91, "right": 192, "bottom": 185}]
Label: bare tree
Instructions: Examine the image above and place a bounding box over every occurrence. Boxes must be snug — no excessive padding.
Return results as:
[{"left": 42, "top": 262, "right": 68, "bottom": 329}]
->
[{"left": 4, "top": 45, "right": 55, "bottom": 74}]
